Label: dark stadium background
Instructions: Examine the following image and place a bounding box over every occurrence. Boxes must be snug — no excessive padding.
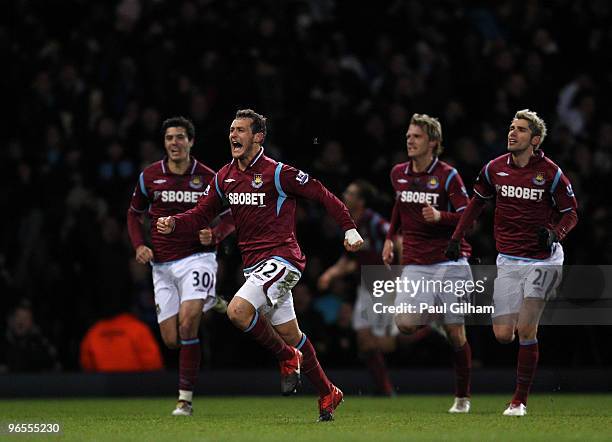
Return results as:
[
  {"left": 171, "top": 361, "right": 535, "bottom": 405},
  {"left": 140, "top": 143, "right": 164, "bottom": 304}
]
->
[{"left": 1, "top": 0, "right": 611, "bottom": 378}]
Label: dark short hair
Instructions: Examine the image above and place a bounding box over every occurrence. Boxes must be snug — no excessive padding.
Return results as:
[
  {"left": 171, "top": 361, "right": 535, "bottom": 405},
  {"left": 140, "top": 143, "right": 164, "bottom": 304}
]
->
[
  {"left": 235, "top": 109, "right": 267, "bottom": 139},
  {"left": 162, "top": 116, "right": 195, "bottom": 140}
]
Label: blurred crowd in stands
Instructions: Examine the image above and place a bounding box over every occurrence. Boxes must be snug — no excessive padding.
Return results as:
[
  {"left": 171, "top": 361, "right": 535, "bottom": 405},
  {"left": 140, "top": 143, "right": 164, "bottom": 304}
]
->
[{"left": 1, "top": 0, "right": 611, "bottom": 375}]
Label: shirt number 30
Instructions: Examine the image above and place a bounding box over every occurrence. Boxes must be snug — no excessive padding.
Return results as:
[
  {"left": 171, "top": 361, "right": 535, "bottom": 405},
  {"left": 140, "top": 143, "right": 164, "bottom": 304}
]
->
[{"left": 192, "top": 270, "right": 214, "bottom": 290}]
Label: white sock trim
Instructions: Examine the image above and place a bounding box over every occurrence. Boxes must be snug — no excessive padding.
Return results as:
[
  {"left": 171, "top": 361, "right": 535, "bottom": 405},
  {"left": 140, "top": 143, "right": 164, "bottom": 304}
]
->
[{"left": 179, "top": 390, "right": 193, "bottom": 403}]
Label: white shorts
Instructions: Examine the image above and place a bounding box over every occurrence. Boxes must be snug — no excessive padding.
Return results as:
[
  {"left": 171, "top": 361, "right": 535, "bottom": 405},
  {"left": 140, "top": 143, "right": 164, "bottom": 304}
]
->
[
  {"left": 492, "top": 243, "right": 564, "bottom": 318},
  {"left": 236, "top": 257, "right": 301, "bottom": 326},
  {"left": 152, "top": 252, "right": 218, "bottom": 323},
  {"left": 395, "top": 258, "right": 474, "bottom": 324},
  {"left": 353, "top": 285, "right": 399, "bottom": 337}
]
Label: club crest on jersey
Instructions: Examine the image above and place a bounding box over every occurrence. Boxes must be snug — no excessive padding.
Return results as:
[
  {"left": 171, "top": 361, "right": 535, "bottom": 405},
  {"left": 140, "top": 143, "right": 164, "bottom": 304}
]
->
[
  {"left": 189, "top": 175, "right": 204, "bottom": 189},
  {"left": 296, "top": 170, "right": 309, "bottom": 185},
  {"left": 426, "top": 176, "right": 440, "bottom": 190},
  {"left": 532, "top": 172, "right": 545, "bottom": 186},
  {"left": 251, "top": 173, "right": 264, "bottom": 189}
]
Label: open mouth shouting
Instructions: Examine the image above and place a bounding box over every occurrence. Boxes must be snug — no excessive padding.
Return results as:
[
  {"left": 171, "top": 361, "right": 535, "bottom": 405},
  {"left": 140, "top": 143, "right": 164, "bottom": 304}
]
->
[{"left": 231, "top": 140, "right": 246, "bottom": 157}]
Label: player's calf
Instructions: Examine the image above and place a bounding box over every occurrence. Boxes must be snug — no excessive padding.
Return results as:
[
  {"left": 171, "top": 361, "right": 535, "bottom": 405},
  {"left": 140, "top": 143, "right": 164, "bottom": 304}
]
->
[
  {"left": 274, "top": 321, "right": 305, "bottom": 395},
  {"left": 444, "top": 324, "right": 467, "bottom": 348},
  {"left": 356, "top": 330, "right": 378, "bottom": 354},
  {"left": 159, "top": 317, "right": 180, "bottom": 349}
]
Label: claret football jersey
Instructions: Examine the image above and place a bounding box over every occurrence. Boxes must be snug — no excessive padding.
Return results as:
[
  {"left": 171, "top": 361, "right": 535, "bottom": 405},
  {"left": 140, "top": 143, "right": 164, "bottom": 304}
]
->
[
  {"left": 473, "top": 150, "right": 577, "bottom": 260},
  {"left": 129, "top": 157, "right": 217, "bottom": 262},
  {"left": 173, "top": 149, "right": 356, "bottom": 272},
  {"left": 389, "top": 157, "right": 471, "bottom": 265}
]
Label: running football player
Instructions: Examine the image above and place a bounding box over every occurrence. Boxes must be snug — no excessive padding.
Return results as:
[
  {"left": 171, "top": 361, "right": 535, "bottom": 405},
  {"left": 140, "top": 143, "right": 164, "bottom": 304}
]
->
[
  {"left": 446, "top": 109, "right": 578, "bottom": 416},
  {"left": 157, "top": 109, "right": 363, "bottom": 421},
  {"left": 128, "top": 116, "right": 234, "bottom": 416}
]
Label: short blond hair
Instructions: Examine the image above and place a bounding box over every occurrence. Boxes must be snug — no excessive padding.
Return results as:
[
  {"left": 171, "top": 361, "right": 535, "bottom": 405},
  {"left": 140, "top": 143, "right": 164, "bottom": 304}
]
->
[
  {"left": 514, "top": 109, "right": 547, "bottom": 148},
  {"left": 410, "top": 113, "right": 444, "bottom": 156}
]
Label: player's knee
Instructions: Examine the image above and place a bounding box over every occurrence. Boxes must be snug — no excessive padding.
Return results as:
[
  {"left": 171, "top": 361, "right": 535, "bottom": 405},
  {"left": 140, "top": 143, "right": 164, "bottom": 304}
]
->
[
  {"left": 178, "top": 319, "right": 197, "bottom": 340},
  {"left": 227, "top": 303, "right": 251, "bottom": 330},
  {"left": 397, "top": 323, "right": 418, "bottom": 336},
  {"left": 357, "top": 335, "right": 376, "bottom": 354},
  {"left": 494, "top": 330, "right": 515, "bottom": 344},
  {"left": 394, "top": 315, "right": 417, "bottom": 335},
  {"left": 517, "top": 327, "right": 537, "bottom": 342},
  {"left": 447, "top": 329, "right": 466, "bottom": 347}
]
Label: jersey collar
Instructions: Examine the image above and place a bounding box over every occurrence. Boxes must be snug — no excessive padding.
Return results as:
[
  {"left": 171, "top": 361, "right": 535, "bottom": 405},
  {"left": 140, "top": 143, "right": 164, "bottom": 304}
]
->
[
  {"left": 507, "top": 150, "right": 544, "bottom": 168},
  {"left": 404, "top": 157, "right": 438, "bottom": 175},
  {"left": 232, "top": 147, "right": 265, "bottom": 170},
  {"left": 161, "top": 156, "right": 197, "bottom": 175}
]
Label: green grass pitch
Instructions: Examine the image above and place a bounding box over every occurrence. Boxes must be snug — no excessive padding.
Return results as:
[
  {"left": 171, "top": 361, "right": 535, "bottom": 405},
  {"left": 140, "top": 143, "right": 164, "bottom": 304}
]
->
[{"left": 1, "top": 395, "right": 611, "bottom": 441}]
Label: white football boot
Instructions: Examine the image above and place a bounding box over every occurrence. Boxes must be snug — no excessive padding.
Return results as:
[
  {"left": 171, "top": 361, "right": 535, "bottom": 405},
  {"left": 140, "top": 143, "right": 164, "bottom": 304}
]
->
[
  {"left": 172, "top": 400, "right": 193, "bottom": 416},
  {"left": 503, "top": 403, "right": 527, "bottom": 416},
  {"left": 448, "top": 397, "right": 471, "bottom": 413}
]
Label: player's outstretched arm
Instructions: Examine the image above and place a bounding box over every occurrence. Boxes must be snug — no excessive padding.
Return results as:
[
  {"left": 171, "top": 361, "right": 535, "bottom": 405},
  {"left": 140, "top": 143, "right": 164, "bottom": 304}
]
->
[
  {"left": 199, "top": 209, "right": 235, "bottom": 246},
  {"left": 166, "top": 179, "right": 224, "bottom": 237},
  {"left": 280, "top": 164, "right": 357, "bottom": 231},
  {"left": 278, "top": 164, "right": 362, "bottom": 250},
  {"left": 211, "top": 209, "right": 236, "bottom": 245}
]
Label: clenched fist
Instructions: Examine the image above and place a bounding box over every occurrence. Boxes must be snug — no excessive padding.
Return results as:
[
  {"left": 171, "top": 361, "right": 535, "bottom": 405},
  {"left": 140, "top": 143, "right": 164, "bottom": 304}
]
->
[
  {"left": 157, "top": 216, "right": 175, "bottom": 234},
  {"left": 344, "top": 228, "right": 364, "bottom": 252},
  {"left": 199, "top": 228, "right": 214, "bottom": 246},
  {"left": 422, "top": 203, "right": 441, "bottom": 223},
  {"left": 135, "top": 245, "right": 154, "bottom": 264}
]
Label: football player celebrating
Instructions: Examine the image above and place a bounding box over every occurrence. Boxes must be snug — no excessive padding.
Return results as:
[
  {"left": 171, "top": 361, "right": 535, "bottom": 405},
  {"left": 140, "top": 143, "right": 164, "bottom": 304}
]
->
[
  {"left": 128, "top": 116, "right": 234, "bottom": 416},
  {"left": 446, "top": 109, "right": 578, "bottom": 416},
  {"left": 383, "top": 113, "right": 473, "bottom": 413},
  {"left": 157, "top": 109, "right": 363, "bottom": 421}
]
